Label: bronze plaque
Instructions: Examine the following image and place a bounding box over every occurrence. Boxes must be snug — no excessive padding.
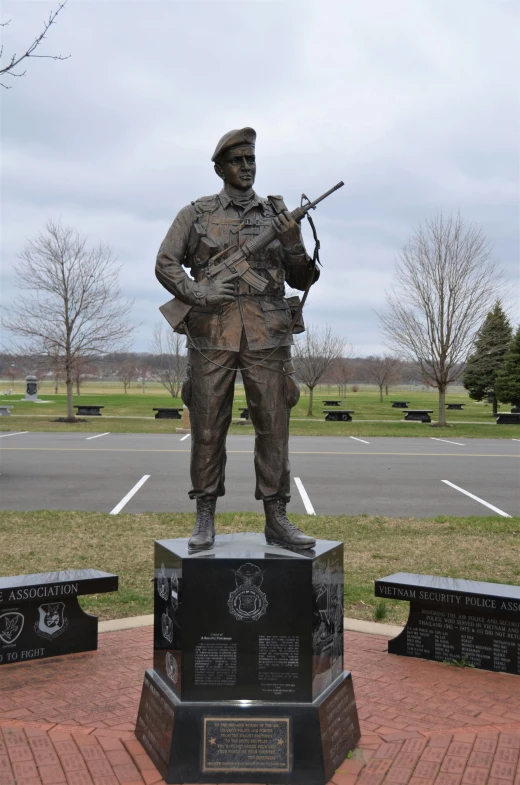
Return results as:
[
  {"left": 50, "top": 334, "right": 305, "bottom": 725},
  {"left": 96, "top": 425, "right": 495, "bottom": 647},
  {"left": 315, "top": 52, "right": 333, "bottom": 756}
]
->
[{"left": 202, "top": 716, "right": 290, "bottom": 773}]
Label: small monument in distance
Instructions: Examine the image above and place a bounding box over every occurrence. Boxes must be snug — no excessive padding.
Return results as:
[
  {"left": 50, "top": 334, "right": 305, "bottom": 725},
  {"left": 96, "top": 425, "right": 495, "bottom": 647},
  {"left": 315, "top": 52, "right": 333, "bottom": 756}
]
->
[{"left": 25, "top": 375, "right": 39, "bottom": 401}]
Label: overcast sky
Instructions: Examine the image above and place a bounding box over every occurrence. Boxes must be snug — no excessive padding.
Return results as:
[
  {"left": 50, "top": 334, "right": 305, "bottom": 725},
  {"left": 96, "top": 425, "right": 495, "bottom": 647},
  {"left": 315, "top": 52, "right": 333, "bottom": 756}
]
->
[{"left": 1, "top": 0, "right": 518, "bottom": 355}]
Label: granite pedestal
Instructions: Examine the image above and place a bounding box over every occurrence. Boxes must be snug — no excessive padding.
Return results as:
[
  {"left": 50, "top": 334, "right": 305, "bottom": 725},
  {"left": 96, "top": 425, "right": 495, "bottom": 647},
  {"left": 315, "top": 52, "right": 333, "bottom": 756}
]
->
[{"left": 136, "top": 534, "right": 360, "bottom": 784}]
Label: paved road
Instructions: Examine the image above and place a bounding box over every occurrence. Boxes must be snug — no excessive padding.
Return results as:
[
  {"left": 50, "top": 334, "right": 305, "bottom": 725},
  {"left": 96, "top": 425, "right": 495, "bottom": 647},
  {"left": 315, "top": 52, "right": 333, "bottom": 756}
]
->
[{"left": 0, "top": 432, "right": 518, "bottom": 517}]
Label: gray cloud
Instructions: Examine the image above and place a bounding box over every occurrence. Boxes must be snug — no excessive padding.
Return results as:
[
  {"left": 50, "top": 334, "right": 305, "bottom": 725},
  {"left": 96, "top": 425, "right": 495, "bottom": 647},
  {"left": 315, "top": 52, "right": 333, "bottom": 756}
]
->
[{"left": 1, "top": 0, "right": 518, "bottom": 355}]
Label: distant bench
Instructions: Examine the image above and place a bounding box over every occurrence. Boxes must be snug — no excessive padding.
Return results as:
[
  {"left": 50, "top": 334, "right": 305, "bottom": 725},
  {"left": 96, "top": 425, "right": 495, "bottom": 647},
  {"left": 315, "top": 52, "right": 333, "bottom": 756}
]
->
[
  {"left": 0, "top": 406, "right": 12, "bottom": 417},
  {"left": 0, "top": 568, "right": 118, "bottom": 666},
  {"left": 323, "top": 400, "right": 342, "bottom": 407},
  {"left": 446, "top": 403, "right": 464, "bottom": 410},
  {"left": 75, "top": 405, "right": 104, "bottom": 416},
  {"left": 239, "top": 408, "right": 250, "bottom": 419},
  {"left": 375, "top": 572, "right": 520, "bottom": 675},
  {"left": 403, "top": 409, "right": 433, "bottom": 423},
  {"left": 324, "top": 409, "right": 354, "bottom": 422},
  {"left": 153, "top": 408, "right": 182, "bottom": 419},
  {"left": 391, "top": 401, "right": 409, "bottom": 408},
  {"left": 496, "top": 412, "right": 520, "bottom": 425}
]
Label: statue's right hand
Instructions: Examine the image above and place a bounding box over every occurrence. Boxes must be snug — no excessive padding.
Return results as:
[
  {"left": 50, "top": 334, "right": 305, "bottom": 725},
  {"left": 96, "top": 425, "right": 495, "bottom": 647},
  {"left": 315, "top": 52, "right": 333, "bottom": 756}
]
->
[{"left": 200, "top": 272, "right": 239, "bottom": 305}]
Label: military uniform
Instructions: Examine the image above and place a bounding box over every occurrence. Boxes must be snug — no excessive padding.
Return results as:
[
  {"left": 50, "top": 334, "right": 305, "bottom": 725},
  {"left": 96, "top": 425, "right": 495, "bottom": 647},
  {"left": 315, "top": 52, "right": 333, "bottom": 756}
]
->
[{"left": 155, "top": 128, "right": 318, "bottom": 548}]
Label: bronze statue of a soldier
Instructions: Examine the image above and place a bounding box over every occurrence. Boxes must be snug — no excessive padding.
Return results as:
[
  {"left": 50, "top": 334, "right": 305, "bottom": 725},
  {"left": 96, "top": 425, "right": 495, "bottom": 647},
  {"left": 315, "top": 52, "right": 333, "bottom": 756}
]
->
[{"left": 156, "top": 127, "right": 324, "bottom": 551}]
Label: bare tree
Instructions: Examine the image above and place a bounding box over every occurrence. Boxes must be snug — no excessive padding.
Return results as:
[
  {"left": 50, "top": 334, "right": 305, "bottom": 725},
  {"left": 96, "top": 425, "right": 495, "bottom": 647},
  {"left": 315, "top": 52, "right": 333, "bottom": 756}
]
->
[
  {"left": 1, "top": 220, "right": 134, "bottom": 421},
  {"left": 150, "top": 323, "right": 187, "bottom": 399},
  {"left": 119, "top": 359, "right": 137, "bottom": 394},
  {"left": 329, "top": 350, "right": 355, "bottom": 397},
  {"left": 379, "top": 213, "right": 502, "bottom": 425},
  {"left": 1, "top": 1, "right": 69, "bottom": 89},
  {"left": 293, "top": 325, "right": 345, "bottom": 416},
  {"left": 368, "top": 355, "right": 402, "bottom": 402}
]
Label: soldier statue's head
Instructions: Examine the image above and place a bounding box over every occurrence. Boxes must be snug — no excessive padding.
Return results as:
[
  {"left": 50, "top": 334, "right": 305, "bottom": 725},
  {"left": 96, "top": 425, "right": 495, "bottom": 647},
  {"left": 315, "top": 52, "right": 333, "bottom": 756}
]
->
[{"left": 211, "top": 127, "right": 256, "bottom": 192}]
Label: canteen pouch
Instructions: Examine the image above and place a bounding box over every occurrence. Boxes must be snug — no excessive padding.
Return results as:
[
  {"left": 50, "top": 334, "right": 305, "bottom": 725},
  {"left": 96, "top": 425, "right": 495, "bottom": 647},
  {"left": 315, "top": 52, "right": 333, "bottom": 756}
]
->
[{"left": 285, "top": 295, "right": 305, "bottom": 334}]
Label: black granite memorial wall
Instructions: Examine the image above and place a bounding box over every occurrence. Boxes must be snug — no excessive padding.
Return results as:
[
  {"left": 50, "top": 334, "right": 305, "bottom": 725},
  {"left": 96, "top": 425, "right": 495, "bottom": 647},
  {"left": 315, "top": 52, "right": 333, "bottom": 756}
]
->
[
  {"left": 375, "top": 572, "right": 520, "bottom": 674},
  {"left": 0, "top": 569, "right": 118, "bottom": 665},
  {"left": 136, "top": 534, "right": 360, "bottom": 784}
]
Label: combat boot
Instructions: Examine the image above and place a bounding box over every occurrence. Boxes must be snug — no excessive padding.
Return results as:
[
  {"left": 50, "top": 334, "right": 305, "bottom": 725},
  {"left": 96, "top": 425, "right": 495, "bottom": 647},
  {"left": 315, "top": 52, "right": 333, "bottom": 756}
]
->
[
  {"left": 188, "top": 498, "right": 216, "bottom": 550},
  {"left": 264, "top": 499, "right": 316, "bottom": 550}
]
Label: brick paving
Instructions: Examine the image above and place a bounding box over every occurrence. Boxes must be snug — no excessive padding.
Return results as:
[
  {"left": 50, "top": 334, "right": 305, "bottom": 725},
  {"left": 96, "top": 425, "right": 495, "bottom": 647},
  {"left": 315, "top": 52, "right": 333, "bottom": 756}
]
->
[{"left": 0, "top": 627, "right": 518, "bottom": 785}]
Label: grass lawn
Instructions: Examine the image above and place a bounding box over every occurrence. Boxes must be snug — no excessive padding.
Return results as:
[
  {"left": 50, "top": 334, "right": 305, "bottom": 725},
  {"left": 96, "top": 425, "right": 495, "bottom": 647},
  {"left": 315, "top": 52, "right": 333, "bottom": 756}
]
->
[
  {"left": 1, "top": 386, "right": 518, "bottom": 437},
  {"left": 1, "top": 511, "right": 518, "bottom": 625}
]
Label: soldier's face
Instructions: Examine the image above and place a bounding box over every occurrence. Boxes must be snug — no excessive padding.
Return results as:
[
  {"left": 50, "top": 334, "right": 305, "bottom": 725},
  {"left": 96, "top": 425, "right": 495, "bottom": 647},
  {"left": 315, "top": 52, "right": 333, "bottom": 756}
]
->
[{"left": 219, "top": 146, "right": 256, "bottom": 190}]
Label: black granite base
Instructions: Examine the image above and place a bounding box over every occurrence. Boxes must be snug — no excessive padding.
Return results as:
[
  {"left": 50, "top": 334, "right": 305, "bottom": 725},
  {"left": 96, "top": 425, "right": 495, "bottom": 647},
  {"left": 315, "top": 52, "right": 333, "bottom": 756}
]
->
[{"left": 136, "top": 668, "right": 360, "bottom": 785}]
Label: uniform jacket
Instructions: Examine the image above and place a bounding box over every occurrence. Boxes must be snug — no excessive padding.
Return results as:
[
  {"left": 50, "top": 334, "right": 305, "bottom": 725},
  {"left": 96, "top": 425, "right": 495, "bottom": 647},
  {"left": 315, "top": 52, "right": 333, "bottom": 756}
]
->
[{"left": 156, "top": 189, "right": 319, "bottom": 351}]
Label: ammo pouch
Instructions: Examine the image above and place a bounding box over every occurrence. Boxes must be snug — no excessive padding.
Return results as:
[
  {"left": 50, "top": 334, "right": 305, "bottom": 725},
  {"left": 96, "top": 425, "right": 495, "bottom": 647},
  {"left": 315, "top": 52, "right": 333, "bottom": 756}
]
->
[{"left": 285, "top": 295, "right": 305, "bottom": 334}]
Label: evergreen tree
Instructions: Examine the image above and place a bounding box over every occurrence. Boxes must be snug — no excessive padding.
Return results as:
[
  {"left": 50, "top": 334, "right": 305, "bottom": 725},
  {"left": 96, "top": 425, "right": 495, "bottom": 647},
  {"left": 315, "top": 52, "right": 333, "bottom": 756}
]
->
[
  {"left": 462, "top": 302, "right": 512, "bottom": 415},
  {"left": 495, "top": 325, "right": 520, "bottom": 408}
]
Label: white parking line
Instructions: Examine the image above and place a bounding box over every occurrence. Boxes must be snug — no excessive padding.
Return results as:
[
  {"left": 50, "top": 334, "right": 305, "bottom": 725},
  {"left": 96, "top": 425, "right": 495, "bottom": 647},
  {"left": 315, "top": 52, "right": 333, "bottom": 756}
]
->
[
  {"left": 431, "top": 437, "right": 464, "bottom": 446},
  {"left": 441, "top": 480, "right": 511, "bottom": 518},
  {"left": 0, "top": 431, "right": 29, "bottom": 438},
  {"left": 86, "top": 432, "right": 110, "bottom": 440},
  {"left": 513, "top": 439, "right": 520, "bottom": 442},
  {"left": 110, "top": 475, "right": 150, "bottom": 515},
  {"left": 180, "top": 433, "right": 190, "bottom": 441},
  {"left": 294, "top": 477, "right": 316, "bottom": 515},
  {"left": 350, "top": 436, "right": 370, "bottom": 444}
]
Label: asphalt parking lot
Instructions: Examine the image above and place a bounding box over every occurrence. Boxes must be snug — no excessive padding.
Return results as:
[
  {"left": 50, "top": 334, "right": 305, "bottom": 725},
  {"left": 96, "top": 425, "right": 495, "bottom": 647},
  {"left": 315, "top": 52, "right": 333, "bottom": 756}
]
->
[{"left": 1, "top": 431, "right": 518, "bottom": 518}]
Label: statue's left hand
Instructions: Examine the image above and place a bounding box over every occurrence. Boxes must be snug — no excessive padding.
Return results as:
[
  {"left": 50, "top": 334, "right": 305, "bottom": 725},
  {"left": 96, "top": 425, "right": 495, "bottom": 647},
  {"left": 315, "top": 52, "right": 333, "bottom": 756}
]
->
[{"left": 272, "top": 210, "right": 301, "bottom": 249}]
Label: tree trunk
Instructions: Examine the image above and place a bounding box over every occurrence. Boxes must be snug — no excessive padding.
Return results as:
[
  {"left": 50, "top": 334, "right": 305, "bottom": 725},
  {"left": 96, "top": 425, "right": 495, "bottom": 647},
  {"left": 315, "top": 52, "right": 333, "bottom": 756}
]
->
[
  {"left": 76, "top": 378, "right": 80, "bottom": 396},
  {"left": 54, "top": 379, "right": 59, "bottom": 394},
  {"left": 307, "top": 385, "right": 314, "bottom": 416},
  {"left": 492, "top": 396, "right": 498, "bottom": 416},
  {"left": 124, "top": 382, "right": 128, "bottom": 394},
  {"left": 66, "top": 376, "right": 74, "bottom": 420},
  {"left": 379, "top": 385, "right": 383, "bottom": 402},
  {"left": 385, "top": 384, "right": 389, "bottom": 395},
  {"left": 438, "top": 386, "right": 447, "bottom": 426}
]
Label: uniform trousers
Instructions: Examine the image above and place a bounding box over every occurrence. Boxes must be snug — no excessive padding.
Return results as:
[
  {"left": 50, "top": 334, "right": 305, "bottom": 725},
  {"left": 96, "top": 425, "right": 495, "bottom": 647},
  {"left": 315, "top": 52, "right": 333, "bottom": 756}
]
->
[{"left": 182, "top": 332, "right": 299, "bottom": 502}]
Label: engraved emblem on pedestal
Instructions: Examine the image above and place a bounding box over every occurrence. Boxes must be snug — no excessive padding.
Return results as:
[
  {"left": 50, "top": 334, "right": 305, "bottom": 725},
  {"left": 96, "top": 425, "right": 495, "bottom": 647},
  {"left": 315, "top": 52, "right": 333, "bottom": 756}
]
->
[
  {"left": 0, "top": 612, "right": 24, "bottom": 644},
  {"left": 34, "top": 603, "right": 68, "bottom": 640},
  {"left": 157, "top": 563, "right": 169, "bottom": 601},
  {"left": 227, "top": 562, "right": 268, "bottom": 622},
  {"left": 165, "top": 651, "right": 178, "bottom": 684},
  {"left": 161, "top": 612, "right": 173, "bottom": 643},
  {"left": 171, "top": 573, "right": 179, "bottom": 611}
]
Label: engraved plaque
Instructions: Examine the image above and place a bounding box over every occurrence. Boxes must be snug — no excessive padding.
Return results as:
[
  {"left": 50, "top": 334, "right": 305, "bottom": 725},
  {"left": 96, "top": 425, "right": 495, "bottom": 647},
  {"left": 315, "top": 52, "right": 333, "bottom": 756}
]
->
[
  {"left": 135, "top": 673, "right": 175, "bottom": 777},
  {"left": 202, "top": 717, "right": 290, "bottom": 773}
]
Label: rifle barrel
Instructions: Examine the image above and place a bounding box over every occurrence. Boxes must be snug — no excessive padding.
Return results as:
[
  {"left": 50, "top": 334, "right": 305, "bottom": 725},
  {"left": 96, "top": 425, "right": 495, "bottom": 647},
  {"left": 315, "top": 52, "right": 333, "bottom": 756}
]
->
[{"left": 307, "top": 181, "right": 344, "bottom": 210}]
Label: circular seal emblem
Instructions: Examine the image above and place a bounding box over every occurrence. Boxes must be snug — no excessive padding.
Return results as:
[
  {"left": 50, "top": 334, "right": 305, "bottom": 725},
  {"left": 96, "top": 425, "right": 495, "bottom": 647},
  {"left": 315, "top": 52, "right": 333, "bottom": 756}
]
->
[
  {"left": 227, "top": 563, "right": 268, "bottom": 622},
  {"left": 157, "top": 563, "right": 169, "bottom": 601},
  {"left": 165, "top": 651, "right": 178, "bottom": 684}
]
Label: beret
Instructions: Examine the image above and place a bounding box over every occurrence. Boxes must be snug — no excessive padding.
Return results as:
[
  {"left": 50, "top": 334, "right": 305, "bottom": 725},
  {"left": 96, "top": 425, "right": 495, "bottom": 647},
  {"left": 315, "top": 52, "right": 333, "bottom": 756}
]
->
[{"left": 211, "top": 127, "right": 256, "bottom": 162}]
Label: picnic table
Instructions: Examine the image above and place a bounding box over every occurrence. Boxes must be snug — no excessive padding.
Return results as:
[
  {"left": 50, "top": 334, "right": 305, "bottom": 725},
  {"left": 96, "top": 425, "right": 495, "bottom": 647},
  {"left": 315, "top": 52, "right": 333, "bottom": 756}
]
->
[
  {"left": 496, "top": 412, "right": 520, "bottom": 425},
  {"left": 153, "top": 408, "right": 182, "bottom": 419},
  {"left": 446, "top": 403, "right": 464, "bottom": 410},
  {"left": 323, "top": 400, "right": 342, "bottom": 406},
  {"left": 324, "top": 409, "right": 354, "bottom": 422},
  {"left": 403, "top": 409, "right": 433, "bottom": 423},
  {"left": 74, "top": 405, "right": 104, "bottom": 416},
  {"left": 239, "top": 408, "right": 250, "bottom": 419},
  {"left": 0, "top": 406, "right": 12, "bottom": 417},
  {"left": 391, "top": 401, "right": 409, "bottom": 408}
]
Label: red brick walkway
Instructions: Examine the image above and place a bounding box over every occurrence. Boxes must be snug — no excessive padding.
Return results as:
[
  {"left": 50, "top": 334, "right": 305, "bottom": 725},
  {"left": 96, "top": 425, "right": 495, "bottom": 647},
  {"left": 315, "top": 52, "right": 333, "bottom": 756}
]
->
[{"left": 0, "top": 627, "right": 518, "bottom": 785}]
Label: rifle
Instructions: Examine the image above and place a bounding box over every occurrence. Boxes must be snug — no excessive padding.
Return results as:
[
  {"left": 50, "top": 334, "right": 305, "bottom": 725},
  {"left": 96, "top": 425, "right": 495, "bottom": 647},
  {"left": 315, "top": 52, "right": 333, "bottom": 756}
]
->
[{"left": 160, "top": 181, "right": 344, "bottom": 329}]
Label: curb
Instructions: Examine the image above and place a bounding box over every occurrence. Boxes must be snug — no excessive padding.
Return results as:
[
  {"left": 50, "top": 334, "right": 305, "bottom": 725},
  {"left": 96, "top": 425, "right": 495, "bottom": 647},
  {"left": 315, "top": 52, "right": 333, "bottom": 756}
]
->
[{"left": 98, "top": 613, "right": 403, "bottom": 637}]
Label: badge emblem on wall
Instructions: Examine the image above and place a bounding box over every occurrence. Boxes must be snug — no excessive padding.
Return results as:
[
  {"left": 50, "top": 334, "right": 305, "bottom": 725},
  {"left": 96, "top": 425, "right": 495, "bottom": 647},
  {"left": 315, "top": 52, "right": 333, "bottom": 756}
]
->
[
  {"left": 161, "top": 612, "right": 173, "bottom": 643},
  {"left": 0, "top": 612, "right": 24, "bottom": 644},
  {"left": 228, "top": 562, "right": 268, "bottom": 622},
  {"left": 171, "top": 573, "right": 179, "bottom": 610},
  {"left": 157, "top": 563, "right": 169, "bottom": 601},
  {"left": 165, "top": 651, "right": 178, "bottom": 684},
  {"left": 34, "top": 603, "right": 68, "bottom": 640}
]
